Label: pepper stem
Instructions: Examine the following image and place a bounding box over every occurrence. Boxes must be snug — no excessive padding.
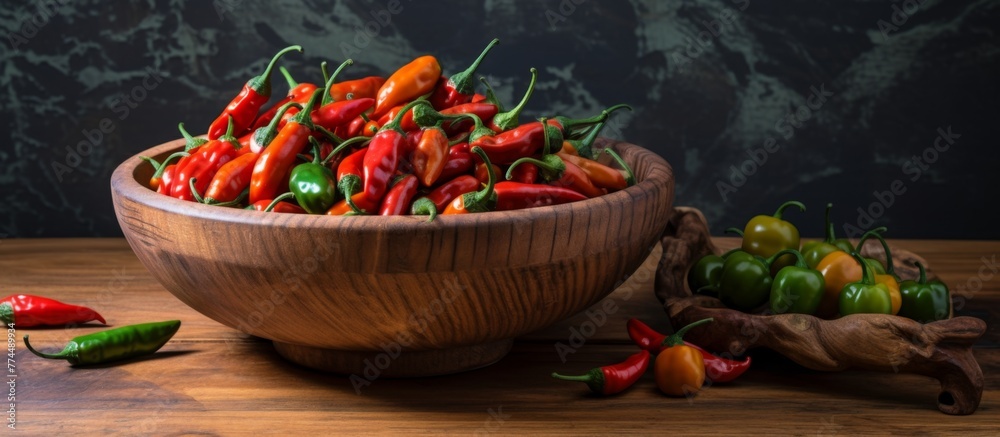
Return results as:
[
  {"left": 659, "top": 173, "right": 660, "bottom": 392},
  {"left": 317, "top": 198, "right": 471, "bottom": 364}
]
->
[
  {"left": 338, "top": 176, "right": 364, "bottom": 214},
  {"left": 505, "top": 155, "right": 563, "bottom": 182},
  {"left": 851, "top": 252, "right": 875, "bottom": 286},
  {"left": 450, "top": 38, "right": 500, "bottom": 95},
  {"left": 766, "top": 249, "right": 807, "bottom": 269},
  {"left": 725, "top": 227, "right": 744, "bottom": 237},
  {"left": 322, "top": 136, "right": 370, "bottom": 166},
  {"left": 289, "top": 88, "right": 325, "bottom": 128},
  {"left": 823, "top": 203, "right": 836, "bottom": 243},
  {"left": 143, "top": 151, "right": 189, "bottom": 182},
  {"left": 219, "top": 115, "right": 241, "bottom": 149},
  {"left": 551, "top": 368, "right": 604, "bottom": 394},
  {"left": 479, "top": 76, "right": 504, "bottom": 111},
  {"left": 915, "top": 261, "right": 927, "bottom": 284},
  {"left": 772, "top": 200, "right": 806, "bottom": 219},
  {"left": 662, "top": 318, "right": 713, "bottom": 347},
  {"left": 410, "top": 197, "right": 437, "bottom": 222},
  {"left": 280, "top": 65, "right": 298, "bottom": 89},
  {"left": 23, "top": 335, "right": 71, "bottom": 360},
  {"left": 0, "top": 303, "right": 13, "bottom": 326},
  {"left": 249, "top": 45, "right": 303, "bottom": 96},
  {"left": 603, "top": 148, "right": 635, "bottom": 186},
  {"left": 322, "top": 59, "right": 354, "bottom": 105},
  {"left": 383, "top": 100, "right": 431, "bottom": 133},
  {"left": 189, "top": 178, "right": 205, "bottom": 204},
  {"left": 253, "top": 101, "right": 303, "bottom": 150},
  {"left": 856, "top": 226, "right": 894, "bottom": 277},
  {"left": 464, "top": 146, "right": 497, "bottom": 212},
  {"left": 491, "top": 67, "right": 537, "bottom": 131},
  {"left": 308, "top": 137, "right": 323, "bottom": 165},
  {"left": 570, "top": 120, "right": 606, "bottom": 159},
  {"left": 178, "top": 122, "right": 209, "bottom": 152},
  {"left": 264, "top": 192, "right": 296, "bottom": 212}
]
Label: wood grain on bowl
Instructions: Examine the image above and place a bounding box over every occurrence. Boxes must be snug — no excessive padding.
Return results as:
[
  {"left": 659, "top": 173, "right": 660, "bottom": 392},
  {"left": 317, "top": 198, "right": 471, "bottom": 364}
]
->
[
  {"left": 654, "top": 207, "right": 986, "bottom": 415},
  {"left": 111, "top": 137, "right": 675, "bottom": 376}
]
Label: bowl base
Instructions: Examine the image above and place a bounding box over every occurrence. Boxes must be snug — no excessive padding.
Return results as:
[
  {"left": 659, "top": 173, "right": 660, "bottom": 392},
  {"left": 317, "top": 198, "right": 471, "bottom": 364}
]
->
[{"left": 273, "top": 339, "right": 514, "bottom": 377}]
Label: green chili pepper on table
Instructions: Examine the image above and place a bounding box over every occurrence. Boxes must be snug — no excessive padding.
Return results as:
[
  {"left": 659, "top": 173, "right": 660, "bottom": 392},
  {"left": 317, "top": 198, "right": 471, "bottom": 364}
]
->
[
  {"left": 839, "top": 253, "right": 892, "bottom": 316},
  {"left": 768, "top": 249, "right": 826, "bottom": 315},
  {"left": 898, "top": 262, "right": 951, "bottom": 323},
  {"left": 741, "top": 200, "right": 805, "bottom": 275},
  {"left": 23, "top": 320, "right": 181, "bottom": 366}
]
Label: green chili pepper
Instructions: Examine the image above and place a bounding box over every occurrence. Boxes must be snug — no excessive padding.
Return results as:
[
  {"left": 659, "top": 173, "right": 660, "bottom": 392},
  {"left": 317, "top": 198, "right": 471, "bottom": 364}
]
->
[
  {"left": 23, "top": 320, "right": 181, "bottom": 366},
  {"left": 717, "top": 251, "right": 772, "bottom": 311},
  {"left": 898, "top": 262, "right": 951, "bottom": 323},
  {"left": 768, "top": 249, "right": 825, "bottom": 315},
  {"left": 742, "top": 201, "right": 805, "bottom": 275},
  {"left": 688, "top": 248, "right": 741, "bottom": 296},
  {"left": 839, "top": 253, "right": 892, "bottom": 316},
  {"left": 801, "top": 203, "right": 854, "bottom": 268},
  {"left": 289, "top": 137, "right": 340, "bottom": 214}
]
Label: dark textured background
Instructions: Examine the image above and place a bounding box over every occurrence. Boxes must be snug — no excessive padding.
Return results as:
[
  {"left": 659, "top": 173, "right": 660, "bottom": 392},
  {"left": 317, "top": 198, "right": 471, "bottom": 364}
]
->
[{"left": 1, "top": 0, "right": 997, "bottom": 239}]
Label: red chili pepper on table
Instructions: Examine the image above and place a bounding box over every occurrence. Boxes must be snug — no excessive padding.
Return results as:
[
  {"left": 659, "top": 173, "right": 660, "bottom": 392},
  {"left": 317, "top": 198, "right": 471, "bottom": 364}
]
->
[
  {"left": 249, "top": 88, "right": 324, "bottom": 204},
  {"left": 250, "top": 66, "right": 318, "bottom": 131},
  {"left": 378, "top": 174, "right": 419, "bottom": 216},
  {"left": 372, "top": 55, "right": 441, "bottom": 119},
  {"left": 1, "top": 295, "right": 105, "bottom": 328},
  {"left": 428, "top": 38, "right": 500, "bottom": 110},
  {"left": 172, "top": 116, "right": 242, "bottom": 201},
  {"left": 328, "top": 76, "right": 386, "bottom": 102},
  {"left": 207, "top": 45, "right": 302, "bottom": 139},
  {"left": 551, "top": 350, "right": 650, "bottom": 395},
  {"left": 626, "top": 318, "right": 751, "bottom": 383}
]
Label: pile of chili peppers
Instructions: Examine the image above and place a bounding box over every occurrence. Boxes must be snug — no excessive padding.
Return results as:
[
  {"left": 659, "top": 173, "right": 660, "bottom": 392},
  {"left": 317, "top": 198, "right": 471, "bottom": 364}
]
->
[
  {"left": 551, "top": 318, "right": 750, "bottom": 397},
  {"left": 2, "top": 294, "right": 180, "bottom": 366},
  {"left": 144, "top": 39, "right": 636, "bottom": 217},
  {"left": 688, "top": 201, "right": 952, "bottom": 322}
]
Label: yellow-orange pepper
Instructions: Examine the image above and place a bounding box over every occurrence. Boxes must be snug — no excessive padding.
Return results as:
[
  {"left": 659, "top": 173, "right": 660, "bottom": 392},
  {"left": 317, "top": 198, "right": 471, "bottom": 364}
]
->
[
  {"left": 655, "top": 318, "right": 711, "bottom": 397},
  {"left": 874, "top": 274, "right": 902, "bottom": 315},
  {"left": 372, "top": 55, "right": 441, "bottom": 118},
  {"left": 815, "top": 251, "right": 862, "bottom": 318}
]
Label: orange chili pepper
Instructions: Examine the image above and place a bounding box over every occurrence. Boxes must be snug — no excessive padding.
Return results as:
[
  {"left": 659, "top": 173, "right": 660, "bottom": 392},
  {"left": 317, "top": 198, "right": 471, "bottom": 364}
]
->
[
  {"left": 655, "top": 318, "right": 712, "bottom": 397},
  {"left": 205, "top": 152, "right": 258, "bottom": 203},
  {"left": 329, "top": 76, "right": 385, "bottom": 102},
  {"left": 372, "top": 55, "right": 441, "bottom": 118},
  {"left": 557, "top": 152, "right": 627, "bottom": 191},
  {"left": 249, "top": 89, "right": 323, "bottom": 204},
  {"left": 362, "top": 120, "right": 380, "bottom": 137},
  {"left": 412, "top": 126, "right": 449, "bottom": 187}
]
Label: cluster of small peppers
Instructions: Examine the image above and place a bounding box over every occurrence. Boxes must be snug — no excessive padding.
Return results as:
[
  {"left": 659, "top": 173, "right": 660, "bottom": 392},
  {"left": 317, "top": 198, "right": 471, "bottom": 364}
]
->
[
  {"left": 2, "top": 294, "right": 180, "bottom": 366},
  {"left": 144, "top": 39, "right": 637, "bottom": 218},
  {"left": 551, "top": 318, "right": 750, "bottom": 397},
  {"left": 688, "top": 202, "right": 952, "bottom": 322}
]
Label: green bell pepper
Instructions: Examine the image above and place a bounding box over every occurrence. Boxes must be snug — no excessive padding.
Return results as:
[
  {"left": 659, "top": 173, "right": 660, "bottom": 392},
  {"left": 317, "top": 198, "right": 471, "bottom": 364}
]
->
[
  {"left": 718, "top": 251, "right": 772, "bottom": 311},
  {"left": 289, "top": 137, "right": 343, "bottom": 214},
  {"left": 687, "top": 248, "right": 742, "bottom": 295},
  {"left": 768, "top": 249, "right": 825, "bottom": 315},
  {"left": 839, "top": 252, "right": 892, "bottom": 316},
  {"left": 742, "top": 200, "right": 805, "bottom": 275},
  {"left": 898, "top": 262, "right": 951, "bottom": 323},
  {"left": 854, "top": 226, "right": 889, "bottom": 276}
]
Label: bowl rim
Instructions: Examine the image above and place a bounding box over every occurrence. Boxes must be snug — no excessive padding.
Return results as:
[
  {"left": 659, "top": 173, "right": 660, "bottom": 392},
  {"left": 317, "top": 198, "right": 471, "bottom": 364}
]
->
[{"left": 111, "top": 137, "right": 673, "bottom": 231}]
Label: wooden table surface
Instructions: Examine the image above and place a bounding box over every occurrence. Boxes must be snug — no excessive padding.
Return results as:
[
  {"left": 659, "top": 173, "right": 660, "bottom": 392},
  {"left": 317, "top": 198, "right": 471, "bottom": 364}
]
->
[{"left": 1, "top": 237, "right": 997, "bottom": 435}]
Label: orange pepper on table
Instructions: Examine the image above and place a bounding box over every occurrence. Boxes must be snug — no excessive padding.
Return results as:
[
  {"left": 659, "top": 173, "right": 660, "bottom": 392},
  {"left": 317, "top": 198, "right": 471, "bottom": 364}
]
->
[
  {"left": 815, "top": 251, "right": 862, "bottom": 318},
  {"left": 372, "top": 55, "right": 441, "bottom": 119},
  {"left": 655, "top": 318, "right": 712, "bottom": 397}
]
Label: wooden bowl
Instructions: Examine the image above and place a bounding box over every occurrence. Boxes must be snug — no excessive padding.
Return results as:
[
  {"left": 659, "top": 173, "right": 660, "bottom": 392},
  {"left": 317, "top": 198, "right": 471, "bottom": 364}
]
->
[
  {"left": 654, "top": 207, "right": 986, "bottom": 415},
  {"left": 111, "top": 138, "right": 675, "bottom": 377}
]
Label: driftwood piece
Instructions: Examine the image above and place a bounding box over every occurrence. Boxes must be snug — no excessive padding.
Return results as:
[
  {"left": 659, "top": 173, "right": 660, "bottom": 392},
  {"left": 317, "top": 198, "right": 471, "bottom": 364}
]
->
[{"left": 655, "top": 207, "right": 986, "bottom": 415}]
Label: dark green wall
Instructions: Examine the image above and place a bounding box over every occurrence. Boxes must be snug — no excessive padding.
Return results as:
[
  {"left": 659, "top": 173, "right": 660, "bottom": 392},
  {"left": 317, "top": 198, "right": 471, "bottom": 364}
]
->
[{"left": 2, "top": 0, "right": 997, "bottom": 238}]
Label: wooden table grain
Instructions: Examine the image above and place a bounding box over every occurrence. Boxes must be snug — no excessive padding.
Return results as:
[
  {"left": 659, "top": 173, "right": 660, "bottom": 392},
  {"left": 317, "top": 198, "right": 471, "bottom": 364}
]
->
[{"left": 1, "top": 238, "right": 997, "bottom": 435}]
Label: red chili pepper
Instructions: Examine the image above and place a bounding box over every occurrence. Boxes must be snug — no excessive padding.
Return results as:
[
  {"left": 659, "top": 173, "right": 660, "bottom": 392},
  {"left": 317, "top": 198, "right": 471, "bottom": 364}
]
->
[
  {"left": 626, "top": 318, "right": 751, "bottom": 383},
  {"left": 362, "top": 100, "right": 429, "bottom": 206},
  {"left": 442, "top": 147, "right": 497, "bottom": 214},
  {"left": 434, "top": 145, "right": 474, "bottom": 183},
  {"left": 493, "top": 182, "right": 587, "bottom": 211},
  {"left": 204, "top": 152, "right": 258, "bottom": 204},
  {"left": 428, "top": 38, "right": 500, "bottom": 110},
  {"left": 470, "top": 120, "right": 559, "bottom": 165},
  {"left": 406, "top": 102, "right": 499, "bottom": 135},
  {"left": 470, "top": 93, "right": 487, "bottom": 103},
  {"left": 248, "top": 193, "right": 306, "bottom": 214},
  {"left": 329, "top": 76, "right": 385, "bottom": 102},
  {"left": 156, "top": 164, "right": 177, "bottom": 195},
  {"left": 172, "top": 117, "right": 242, "bottom": 201},
  {"left": 474, "top": 162, "right": 501, "bottom": 186},
  {"left": 551, "top": 350, "right": 650, "bottom": 395},
  {"left": 0, "top": 294, "right": 105, "bottom": 327},
  {"left": 250, "top": 101, "right": 302, "bottom": 153},
  {"left": 207, "top": 46, "right": 302, "bottom": 139},
  {"left": 140, "top": 151, "right": 187, "bottom": 190},
  {"left": 250, "top": 66, "right": 318, "bottom": 131},
  {"left": 249, "top": 88, "right": 324, "bottom": 204},
  {"left": 372, "top": 56, "right": 441, "bottom": 118},
  {"left": 507, "top": 161, "right": 537, "bottom": 184},
  {"left": 379, "top": 174, "right": 419, "bottom": 216},
  {"left": 419, "top": 175, "right": 480, "bottom": 212},
  {"left": 312, "top": 98, "right": 374, "bottom": 131}
]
